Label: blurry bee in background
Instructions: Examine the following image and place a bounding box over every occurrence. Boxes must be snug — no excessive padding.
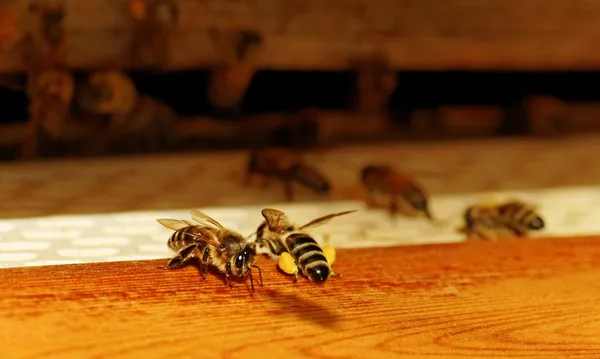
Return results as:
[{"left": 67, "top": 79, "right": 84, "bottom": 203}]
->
[
  {"left": 156, "top": 209, "right": 263, "bottom": 293},
  {"left": 245, "top": 148, "right": 331, "bottom": 201},
  {"left": 77, "top": 70, "right": 176, "bottom": 152},
  {"left": 256, "top": 208, "right": 356, "bottom": 283},
  {"left": 108, "top": 95, "right": 178, "bottom": 152},
  {"left": 77, "top": 70, "right": 138, "bottom": 115},
  {"left": 361, "top": 164, "right": 433, "bottom": 220},
  {"left": 20, "top": 69, "right": 74, "bottom": 158},
  {"left": 460, "top": 200, "right": 545, "bottom": 240},
  {"left": 28, "top": 69, "right": 74, "bottom": 136}
]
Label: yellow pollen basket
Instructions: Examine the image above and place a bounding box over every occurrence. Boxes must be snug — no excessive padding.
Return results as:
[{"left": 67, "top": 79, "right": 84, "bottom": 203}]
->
[
  {"left": 322, "top": 245, "right": 336, "bottom": 266},
  {"left": 278, "top": 252, "right": 297, "bottom": 275}
]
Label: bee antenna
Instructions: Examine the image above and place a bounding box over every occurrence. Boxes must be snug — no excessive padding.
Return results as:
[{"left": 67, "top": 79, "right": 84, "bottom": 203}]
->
[{"left": 244, "top": 232, "right": 257, "bottom": 241}]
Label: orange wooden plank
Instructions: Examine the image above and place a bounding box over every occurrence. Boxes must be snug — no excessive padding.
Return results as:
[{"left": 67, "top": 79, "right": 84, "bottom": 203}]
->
[{"left": 2, "top": 236, "right": 600, "bottom": 358}]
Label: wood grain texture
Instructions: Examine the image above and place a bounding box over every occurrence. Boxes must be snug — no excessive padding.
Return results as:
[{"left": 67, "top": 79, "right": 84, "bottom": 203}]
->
[
  {"left": 3, "top": 0, "right": 600, "bottom": 70},
  {"left": 2, "top": 236, "right": 600, "bottom": 358}
]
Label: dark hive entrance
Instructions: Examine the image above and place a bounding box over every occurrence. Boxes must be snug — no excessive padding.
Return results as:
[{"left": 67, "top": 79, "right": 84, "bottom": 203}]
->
[{"left": 1, "top": 70, "right": 600, "bottom": 160}]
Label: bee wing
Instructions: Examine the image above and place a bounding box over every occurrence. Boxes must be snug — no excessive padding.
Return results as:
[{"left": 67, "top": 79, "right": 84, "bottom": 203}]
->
[
  {"left": 189, "top": 209, "right": 226, "bottom": 231},
  {"left": 158, "top": 219, "right": 222, "bottom": 246},
  {"left": 474, "top": 198, "right": 501, "bottom": 208},
  {"left": 156, "top": 218, "right": 197, "bottom": 231},
  {"left": 199, "top": 227, "right": 226, "bottom": 248},
  {"left": 504, "top": 198, "right": 537, "bottom": 208},
  {"left": 244, "top": 231, "right": 258, "bottom": 241},
  {"left": 298, "top": 210, "right": 357, "bottom": 230},
  {"left": 261, "top": 208, "right": 290, "bottom": 231}
]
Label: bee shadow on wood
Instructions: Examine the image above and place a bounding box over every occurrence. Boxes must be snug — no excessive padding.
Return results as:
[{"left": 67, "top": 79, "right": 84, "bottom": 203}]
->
[{"left": 260, "top": 288, "right": 343, "bottom": 329}]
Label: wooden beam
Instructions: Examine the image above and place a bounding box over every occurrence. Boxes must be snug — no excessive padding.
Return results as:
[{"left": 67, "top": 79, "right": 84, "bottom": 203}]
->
[
  {"left": 2, "top": 1, "right": 600, "bottom": 71},
  {"left": 2, "top": 236, "right": 600, "bottom": 358},
  {"left": 0, "top": 110, "right": 395, "bottom": 150}
]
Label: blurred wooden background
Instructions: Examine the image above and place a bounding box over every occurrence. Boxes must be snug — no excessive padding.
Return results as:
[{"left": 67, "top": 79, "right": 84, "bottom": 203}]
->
[
  {"left": 2, "top": 0, "right": 600, "bottom": 71},
  {"left": 2, "top": 0, "right": 600, "bottom": 159}
]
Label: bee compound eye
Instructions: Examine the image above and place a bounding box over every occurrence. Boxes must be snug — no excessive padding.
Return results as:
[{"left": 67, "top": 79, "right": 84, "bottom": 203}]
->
[
  {"left": 414, "top": 201, "right": 427, "bottom": 211},
  {"left": 530, "top": 217, "right": 545, "bottom": 230},
  {"left": 235, "top": 254, "right": 245, "bottom": 269}
]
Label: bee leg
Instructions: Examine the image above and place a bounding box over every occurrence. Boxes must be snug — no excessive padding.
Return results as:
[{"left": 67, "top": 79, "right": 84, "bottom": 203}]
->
[
  {"left": 252, "top": 265, "right": 264, "bottom": 287},
  {"left": 467, "top": 231, "right": 483, "bottom": 241},
  {"left": 156, "top": 262, "right": 172, "bottom": 270},
  {"left": 248, "top": 267, "right": 255, "bottom": 293},
  {"left": 464, "top": 224, "right": 483, "bottom": 240},
  {"left": 511, "top": 226, "right": 527, "bottom": 238},
  {"left": 161, "top": 255, "right": 187, "bottom": 270},
  {"left": 225, "top": 262, "right": 233, "bottom": 289},
  {"left": 200, "top": 247, "right": 211, "bottom": 280},
  {"left": 389, "top": 198, "right": 399, "bottom": 219},
  {"left": 329, "top": 270, "right": 342, "bottom": 279},
  {"left": 364, "top": 190, "right": 377, "bottom": 208},
  {"left": 159, "top": 244, "right": 200, "bottom": 270},
  {"left": 464, "top": 229, "right": 478, "bottom": 241},
  {"left": 478, "top": 226, "right": 499, "bottom": 240},
  {"left": 292, "top": 271, "right": 298, "bottom": 283}
]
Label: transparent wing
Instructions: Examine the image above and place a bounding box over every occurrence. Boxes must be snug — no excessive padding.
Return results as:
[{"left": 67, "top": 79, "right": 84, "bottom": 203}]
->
[
  {"left": 298, "top": 210, "right": 357, "bottom": 230},
  {"left": 261, "top": 208, "right": 290, "bottom": 231},
  {"left": 504, "top": 198, "right": 536, "bottom": 208},
  {"left": 189, "top": 209, "right": 225, "bottom": 231},
  {"left": 244, "top": 231, "right": 258, "bottom": 241},
  {"left": 199, "top": 228, "right": 225, "bottom": 248},
  {"left": 157, "top": 218, "right": 222, "bottom": 247},
  {"left": 156, "top": 218, "right": 197, "bottom": 231}
]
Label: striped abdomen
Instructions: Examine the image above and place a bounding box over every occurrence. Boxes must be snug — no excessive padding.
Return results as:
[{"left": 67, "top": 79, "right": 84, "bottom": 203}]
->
[
  {"left": 167, "top": 226, "right": 207, "bottom": 252},
  {"left": 464, "top": 206, "right": 499, "bottom": 230},
  {"left": 498, "top": 202, "right": 545, "bottom": 233},
  {"left": 285, "top": 233, "right": 330, "bottom": 283}
]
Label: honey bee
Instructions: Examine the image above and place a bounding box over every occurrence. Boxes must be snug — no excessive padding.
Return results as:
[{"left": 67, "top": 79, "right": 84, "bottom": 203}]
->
[
  {"left": 77, "top": 71, "right": 176, "bottom": 152},
  {"left": 77, "top": 70, "right": 138, "bottom": 115},
  {"left": 156, "top": 209, "right": 263, "bottom": 293},
  {"left": 255, "top": 208, "right": 356, "bottom": 283},
  {"left": 461, "top": 200, "right": 545, "bottom": 240},
  {"left": 245, "top": 148, "right": 331, "bottom": 201},
  {"left": 361, "top": 164, "right": 432, "bottom": 219}
]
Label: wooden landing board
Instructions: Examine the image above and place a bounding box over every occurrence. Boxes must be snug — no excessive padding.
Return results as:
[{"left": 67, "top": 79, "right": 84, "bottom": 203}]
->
[{"left": 2, "top": 237, "right": 600, "bottom": 359}]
